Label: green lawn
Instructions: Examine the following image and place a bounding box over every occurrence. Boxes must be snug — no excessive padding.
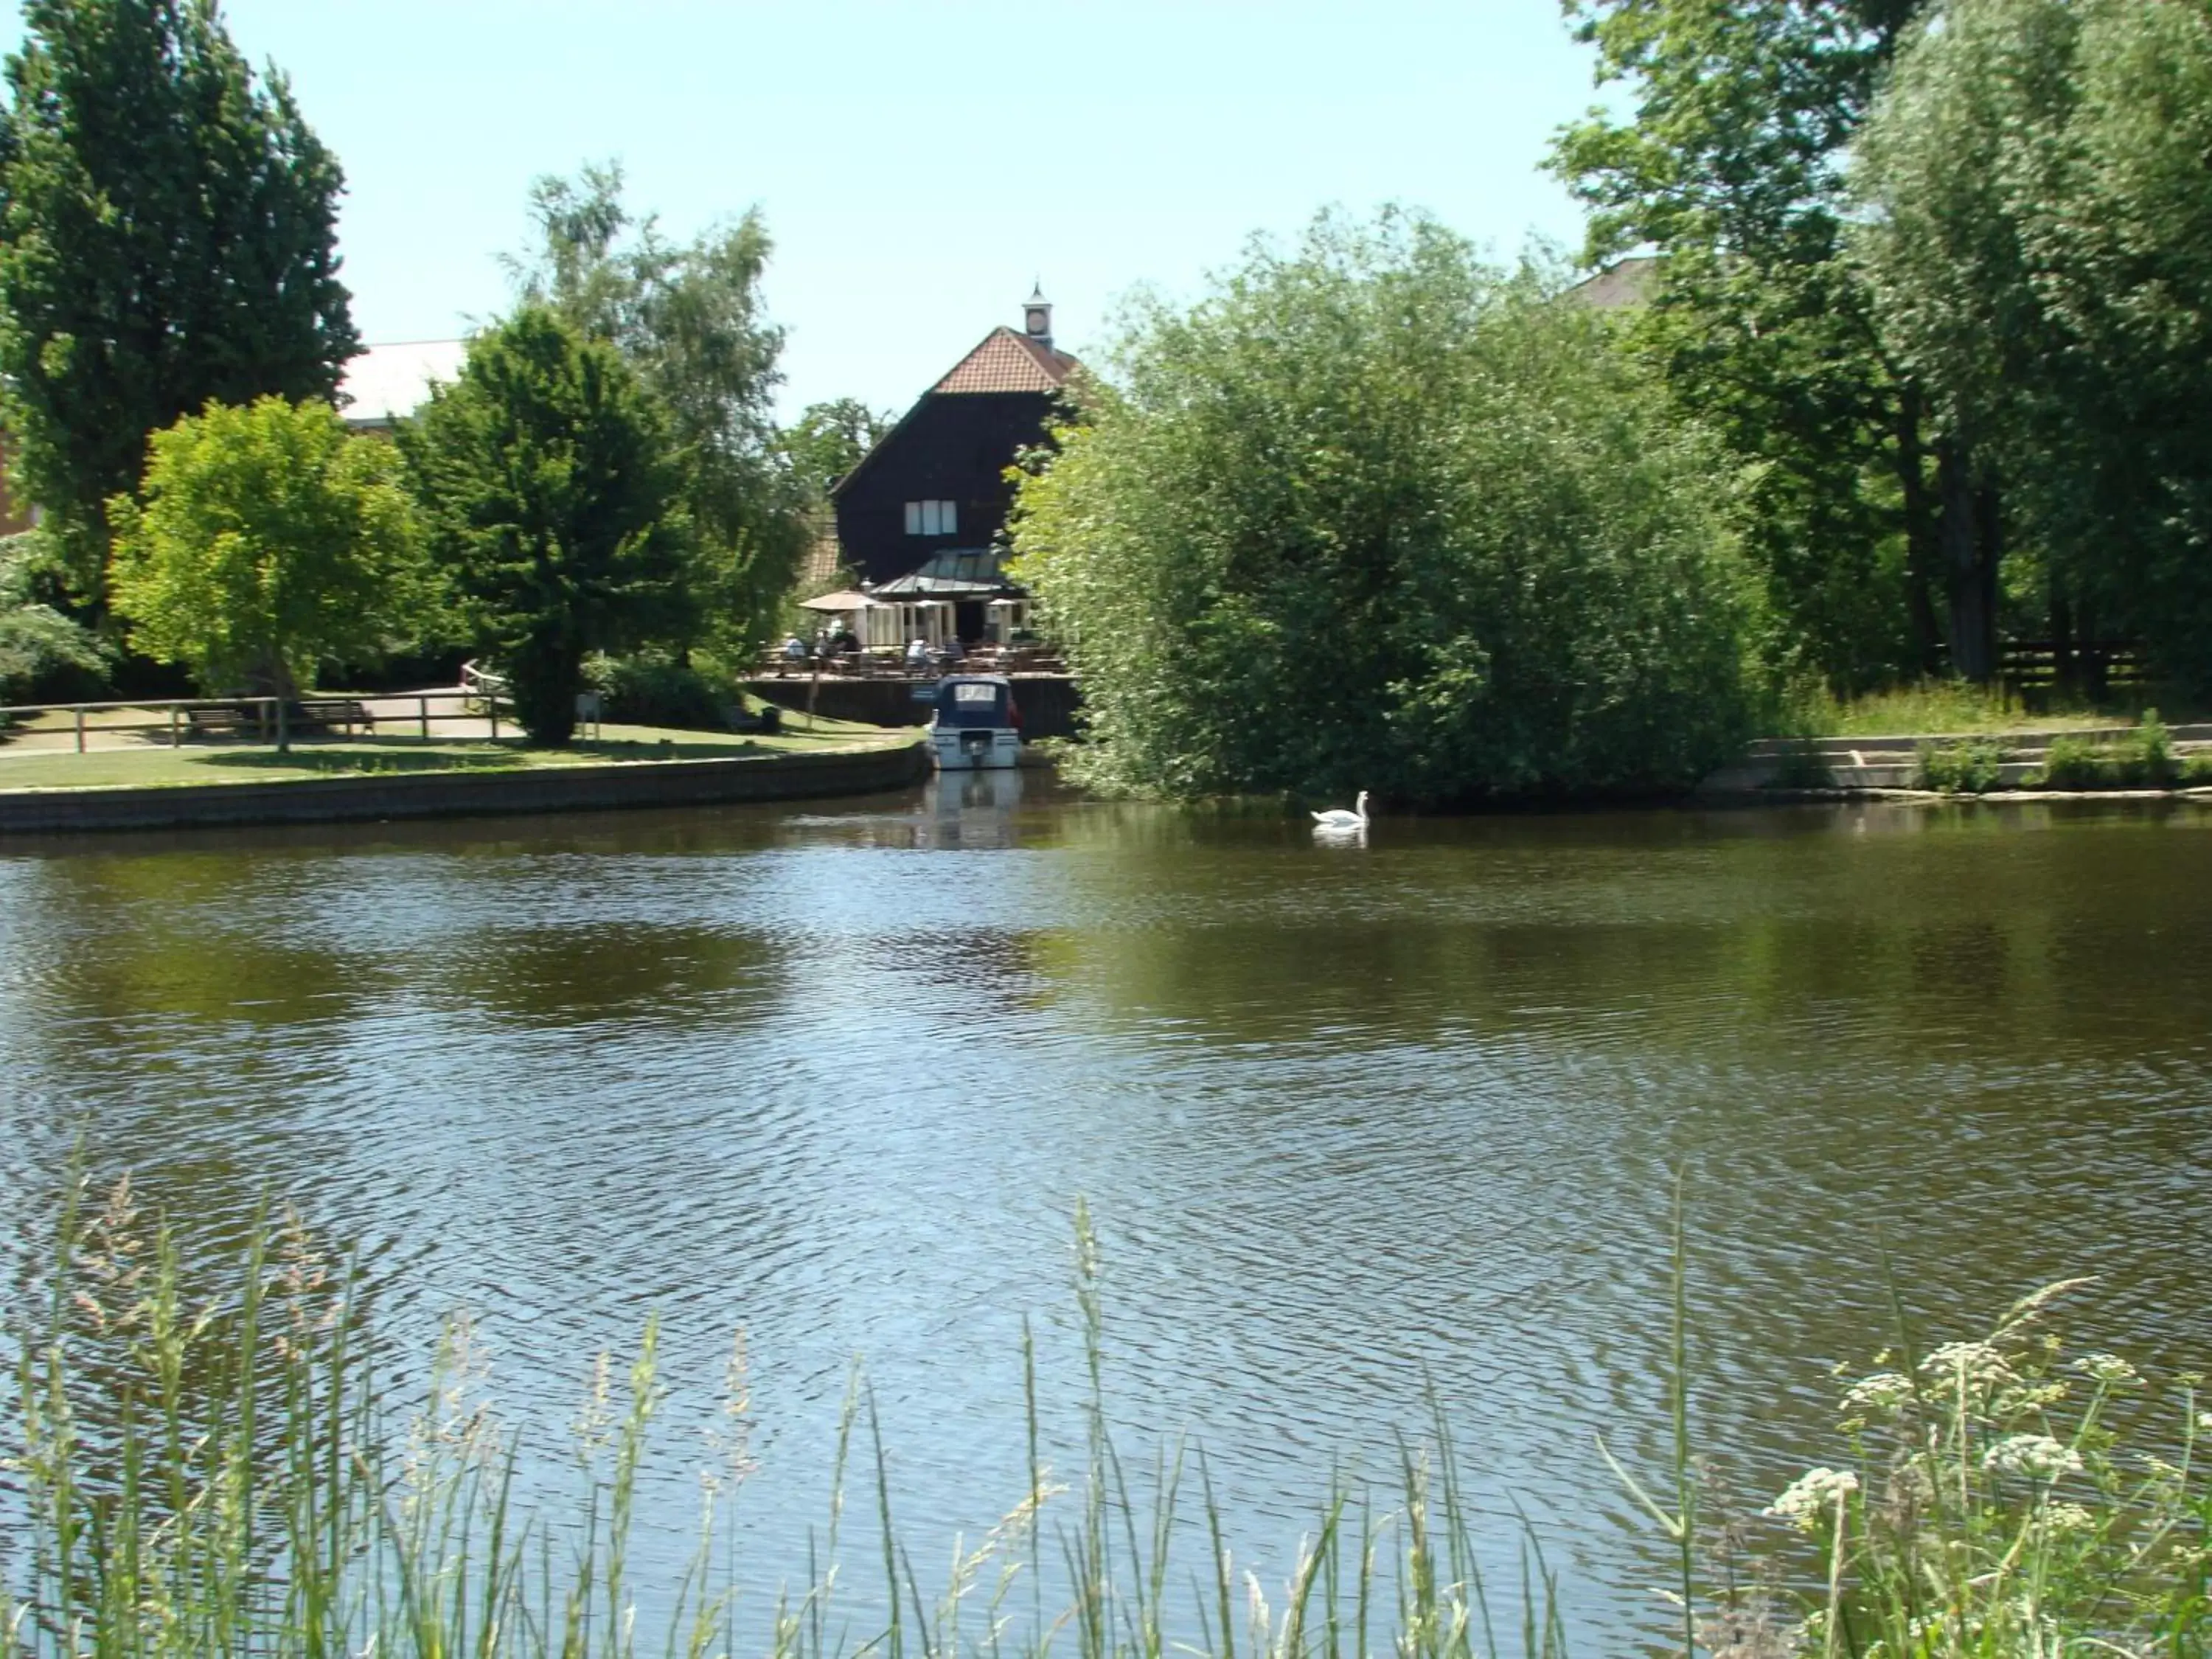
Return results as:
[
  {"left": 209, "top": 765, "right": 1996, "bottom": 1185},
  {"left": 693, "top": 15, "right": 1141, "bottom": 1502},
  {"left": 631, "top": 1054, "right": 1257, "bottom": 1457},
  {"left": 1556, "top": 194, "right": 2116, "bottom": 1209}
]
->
[{"left": 0, "top": 713, "right": 911, "bottom": 791}]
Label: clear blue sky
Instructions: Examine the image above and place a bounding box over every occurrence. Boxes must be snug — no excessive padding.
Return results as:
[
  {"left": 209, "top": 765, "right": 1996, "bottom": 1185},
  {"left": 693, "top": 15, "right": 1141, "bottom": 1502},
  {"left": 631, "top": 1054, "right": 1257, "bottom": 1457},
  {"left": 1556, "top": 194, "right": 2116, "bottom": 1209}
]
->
[{"left": 1, "top": 1, "right": 1613, "bottom": 418}]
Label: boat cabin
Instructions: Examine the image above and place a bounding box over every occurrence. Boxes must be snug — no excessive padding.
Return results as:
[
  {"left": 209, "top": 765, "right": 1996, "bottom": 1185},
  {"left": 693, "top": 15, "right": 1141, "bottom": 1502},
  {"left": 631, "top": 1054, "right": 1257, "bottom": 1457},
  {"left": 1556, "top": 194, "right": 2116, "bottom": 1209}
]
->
[{"left": 928, "top": 674, "right": 1023, "bottom": 771}]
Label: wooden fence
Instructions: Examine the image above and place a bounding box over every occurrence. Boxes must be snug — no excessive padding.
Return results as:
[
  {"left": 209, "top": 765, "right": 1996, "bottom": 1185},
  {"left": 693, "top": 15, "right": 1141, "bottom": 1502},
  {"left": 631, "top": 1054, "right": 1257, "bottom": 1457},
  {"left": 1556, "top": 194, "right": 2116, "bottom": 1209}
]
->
[
  {"left": 1998, "top": 639, "right": 2149, "bottom": 696},
  {"left": 0, "top": 690, "right": 501, "bottom": 753}
]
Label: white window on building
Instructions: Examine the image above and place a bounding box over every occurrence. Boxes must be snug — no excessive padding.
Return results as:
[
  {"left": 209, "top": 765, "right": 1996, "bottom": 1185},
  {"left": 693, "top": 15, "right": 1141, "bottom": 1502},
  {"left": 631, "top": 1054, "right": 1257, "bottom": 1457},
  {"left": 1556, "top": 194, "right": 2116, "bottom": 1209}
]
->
[{"left": 904, "top": 499, "right": 957, "bottom": 536}]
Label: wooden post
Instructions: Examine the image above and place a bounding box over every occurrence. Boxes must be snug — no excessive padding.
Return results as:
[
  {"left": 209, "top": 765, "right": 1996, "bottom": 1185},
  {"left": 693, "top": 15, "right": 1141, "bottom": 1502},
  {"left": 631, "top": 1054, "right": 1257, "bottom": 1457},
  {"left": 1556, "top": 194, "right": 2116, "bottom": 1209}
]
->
[
  {"left": 74, "top": 708, "right": 85, "bottom": 753},
  {"left": 489, "top": 694, "right": 499, "bottom": 742},
  {"left": 420, "top": 695, "right": 429, "bottom": 742},
  {"left": 275, "top": 696, "right": 289, "bottom": 754},
  {"left": 171, "top": 705, "right": 181, "bottom": 749}
]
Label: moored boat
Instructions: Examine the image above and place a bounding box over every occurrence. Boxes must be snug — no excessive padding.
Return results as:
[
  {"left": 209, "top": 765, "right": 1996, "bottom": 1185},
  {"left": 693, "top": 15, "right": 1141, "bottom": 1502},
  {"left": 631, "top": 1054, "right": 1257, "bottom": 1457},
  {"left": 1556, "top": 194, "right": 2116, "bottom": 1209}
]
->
[{"left": 927, "top": 674, "right": 1022, "bottom": 771}]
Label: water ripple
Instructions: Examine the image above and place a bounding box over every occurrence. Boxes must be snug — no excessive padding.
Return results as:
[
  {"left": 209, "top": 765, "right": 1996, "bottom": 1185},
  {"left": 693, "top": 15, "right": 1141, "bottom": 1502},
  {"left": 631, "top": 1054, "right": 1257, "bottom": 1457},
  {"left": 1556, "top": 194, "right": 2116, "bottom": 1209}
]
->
[{"left": 1, "top": 790, "right": 2209, "bottom": 1648}]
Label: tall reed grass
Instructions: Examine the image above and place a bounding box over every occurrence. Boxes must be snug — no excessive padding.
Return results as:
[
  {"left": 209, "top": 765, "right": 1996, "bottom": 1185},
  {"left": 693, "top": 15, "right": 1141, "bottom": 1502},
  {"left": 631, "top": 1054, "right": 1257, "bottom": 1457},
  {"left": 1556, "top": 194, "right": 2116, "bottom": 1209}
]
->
[
  {"left": 1774, "top": 681, "right": 2147, "bottom": 740},
  {"left": 5, "top": 1178, "right": 2207, "bottom": 1657}
]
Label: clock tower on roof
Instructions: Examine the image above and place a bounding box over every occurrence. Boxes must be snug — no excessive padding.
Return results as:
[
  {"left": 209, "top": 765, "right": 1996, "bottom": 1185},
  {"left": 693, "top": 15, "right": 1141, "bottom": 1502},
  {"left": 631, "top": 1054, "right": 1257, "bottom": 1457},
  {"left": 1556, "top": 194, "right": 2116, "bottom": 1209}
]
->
[{"left": 1023, "top": 284, "right": 1052, "bottom": 350}]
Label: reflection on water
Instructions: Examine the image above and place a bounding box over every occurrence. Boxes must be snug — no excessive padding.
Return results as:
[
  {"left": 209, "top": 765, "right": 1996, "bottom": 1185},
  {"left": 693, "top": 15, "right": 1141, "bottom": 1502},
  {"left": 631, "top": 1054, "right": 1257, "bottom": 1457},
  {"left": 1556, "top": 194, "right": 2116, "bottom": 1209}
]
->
[{"left": 3, "top": 787, "right": 2211, "bottom": 1647}]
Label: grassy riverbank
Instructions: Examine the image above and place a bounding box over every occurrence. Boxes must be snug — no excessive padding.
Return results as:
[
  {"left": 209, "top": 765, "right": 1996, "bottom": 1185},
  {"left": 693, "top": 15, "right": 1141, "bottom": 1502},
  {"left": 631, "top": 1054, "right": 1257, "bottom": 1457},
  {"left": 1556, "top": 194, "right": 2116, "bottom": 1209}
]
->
[
  {"left": 1785, "top": 679, "right": 2209, "bottom": 740},
  {"left": 8, "top": 1187, "right": 2207, "bottom": 1659},
  {"left": 0, "top": 714, "right": 905, "bottom": 791}
]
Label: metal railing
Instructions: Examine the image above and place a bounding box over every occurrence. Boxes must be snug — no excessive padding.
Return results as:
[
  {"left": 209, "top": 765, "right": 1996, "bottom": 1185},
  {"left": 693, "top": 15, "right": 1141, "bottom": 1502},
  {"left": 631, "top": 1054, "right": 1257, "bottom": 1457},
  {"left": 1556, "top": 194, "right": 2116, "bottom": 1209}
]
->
[{"left": 460, "top": 659, "right": 509, "bottom": 712}]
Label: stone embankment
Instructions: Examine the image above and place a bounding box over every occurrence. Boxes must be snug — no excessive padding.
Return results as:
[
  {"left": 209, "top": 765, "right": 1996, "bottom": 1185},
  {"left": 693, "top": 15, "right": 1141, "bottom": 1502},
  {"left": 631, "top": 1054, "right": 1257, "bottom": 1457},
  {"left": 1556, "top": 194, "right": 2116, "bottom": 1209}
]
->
[
  {"left": 1701, "top": 722, "right": 2212, "bottom": 795},
  {"left": 0, "top": 738, "right": 928, "bottom": 836}
]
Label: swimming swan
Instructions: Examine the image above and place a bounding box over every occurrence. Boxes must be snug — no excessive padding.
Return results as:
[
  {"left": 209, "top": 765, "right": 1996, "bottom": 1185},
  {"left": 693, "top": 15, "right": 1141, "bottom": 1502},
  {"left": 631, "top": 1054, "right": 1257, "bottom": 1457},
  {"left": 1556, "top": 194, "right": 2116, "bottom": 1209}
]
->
[{"left": 1311, "top": 791, "right": 1370, "bottom": 831}]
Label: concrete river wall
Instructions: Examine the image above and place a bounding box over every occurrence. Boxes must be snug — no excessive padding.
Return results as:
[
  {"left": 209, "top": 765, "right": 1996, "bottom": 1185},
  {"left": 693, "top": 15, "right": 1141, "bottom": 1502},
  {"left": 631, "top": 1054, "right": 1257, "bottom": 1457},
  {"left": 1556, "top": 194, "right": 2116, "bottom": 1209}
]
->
[{"left": 0, "top": 740, "right": 928, "bottom": 836}]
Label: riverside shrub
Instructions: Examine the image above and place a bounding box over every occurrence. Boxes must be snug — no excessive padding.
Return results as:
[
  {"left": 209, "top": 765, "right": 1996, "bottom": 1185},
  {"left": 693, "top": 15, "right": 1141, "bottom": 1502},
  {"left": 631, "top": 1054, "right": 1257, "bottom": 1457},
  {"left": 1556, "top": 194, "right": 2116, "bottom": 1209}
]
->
[
  {"left": 2036, "top": 712, "right": 2181, "bottom": 788},
  {"left": 582, "top": 648, "right": 750, "bottom": 730},
  {"left": 1916, "top": 738, "right": 2006, "bottom": 793},
  {"left": 1009, "top": 212, "right": 1761, "bottom": 803}
]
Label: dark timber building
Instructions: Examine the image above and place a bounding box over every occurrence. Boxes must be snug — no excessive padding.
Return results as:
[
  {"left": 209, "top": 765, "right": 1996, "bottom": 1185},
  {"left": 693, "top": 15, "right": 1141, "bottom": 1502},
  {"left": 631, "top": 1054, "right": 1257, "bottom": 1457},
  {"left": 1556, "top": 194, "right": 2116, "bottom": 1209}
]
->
[{"left": 830, "top": 291, "right": 1077, "bottom": 641}]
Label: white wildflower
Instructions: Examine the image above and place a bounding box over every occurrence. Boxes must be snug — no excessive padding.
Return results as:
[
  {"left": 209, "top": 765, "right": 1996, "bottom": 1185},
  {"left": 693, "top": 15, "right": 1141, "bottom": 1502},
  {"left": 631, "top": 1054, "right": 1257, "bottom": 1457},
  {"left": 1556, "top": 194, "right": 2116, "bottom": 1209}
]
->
[
  {"left": 2039, "top": 1502, "right": 2096, "bottom": 1534},
  {"left": 2196, "top": 1412, "right": 2212, "bottom": 1436},
  {"left": 2073, "top": 1352, "right": 2140, "bottom": 1387},
  {"left": 1994, "top": 1382, "right": 2070, "bottom": 1416},
  {"left": 1765, "top": 1467, "right": 1860, "bottom": 1531},
  {"left": 1984, "top": 1433, "right": 2084, "bottom": 1479},
  {"left": 1921, "top": 1341, "right": 2014, "bottom": 1388},
  {"left": 1843, "top": 1371, "right": 1913, "bottom": 1415}
]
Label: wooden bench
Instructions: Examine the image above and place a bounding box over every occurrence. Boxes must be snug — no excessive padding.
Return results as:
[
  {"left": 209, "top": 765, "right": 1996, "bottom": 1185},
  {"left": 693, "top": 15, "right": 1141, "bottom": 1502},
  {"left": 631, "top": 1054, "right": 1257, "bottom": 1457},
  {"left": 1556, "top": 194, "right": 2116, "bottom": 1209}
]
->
[
  {"left": 183, "top": 703, "right": 257, "bottom": 740},
  {"left": 181, "top": 700, "right": 376, "bottom": 741},
  {"left": 292, "top": 698, "right": 377, "bottom": 735},
  {"left": 722, "top": 700, "right": 782, "bottom": 735}
]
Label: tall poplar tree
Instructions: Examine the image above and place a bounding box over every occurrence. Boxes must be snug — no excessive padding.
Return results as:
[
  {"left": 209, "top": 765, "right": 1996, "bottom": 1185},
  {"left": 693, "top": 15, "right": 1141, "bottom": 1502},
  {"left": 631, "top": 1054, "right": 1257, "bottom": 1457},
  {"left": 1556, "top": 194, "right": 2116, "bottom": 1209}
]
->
[
  {"left": 1550, "top": 0, "right": 1974, "bottom": 686},
  {"left": 505, "top": 162, "right": 805, "bottom": 660},
  {"left": 0, "top": 0, "right": 358, "bottom": 599},
  {"left": 1858, "top": 0, "right": 2212, "bottom": 693}
]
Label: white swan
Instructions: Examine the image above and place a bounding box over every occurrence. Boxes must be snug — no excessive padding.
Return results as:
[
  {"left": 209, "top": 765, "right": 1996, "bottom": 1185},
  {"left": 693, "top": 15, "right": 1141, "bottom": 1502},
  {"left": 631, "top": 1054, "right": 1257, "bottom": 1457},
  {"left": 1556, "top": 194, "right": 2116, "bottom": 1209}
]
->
[{"left": 1311, "top": 790, "right": 1370, "bottom": 832}]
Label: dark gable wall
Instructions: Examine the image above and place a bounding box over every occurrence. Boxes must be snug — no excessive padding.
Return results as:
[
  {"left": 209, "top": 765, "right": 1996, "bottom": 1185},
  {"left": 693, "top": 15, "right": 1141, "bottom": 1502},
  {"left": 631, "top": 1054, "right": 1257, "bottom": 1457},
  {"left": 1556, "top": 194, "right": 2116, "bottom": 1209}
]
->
[{"left": 832, "top": 389, "right": 1054, "bottom": 586}]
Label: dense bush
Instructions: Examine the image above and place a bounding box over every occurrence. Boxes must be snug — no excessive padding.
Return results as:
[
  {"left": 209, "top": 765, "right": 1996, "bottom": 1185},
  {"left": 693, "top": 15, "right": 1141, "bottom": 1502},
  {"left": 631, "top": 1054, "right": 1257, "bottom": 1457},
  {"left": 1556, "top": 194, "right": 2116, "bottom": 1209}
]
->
[
  {"left": 1916, "top": 738, "right": 2007, "bottom": 793},
  {"left": 1010, "top": 212, "right": 1761, "bottom": 804},
  {"left": 582, "top": 650, "right": 751, "bottom": 731},
  {"left": 2035, "top": 712, "right": 2183, "bottom": 789},
  {"left": 0, "top": 530, "right": 105, "bottom": 704}
]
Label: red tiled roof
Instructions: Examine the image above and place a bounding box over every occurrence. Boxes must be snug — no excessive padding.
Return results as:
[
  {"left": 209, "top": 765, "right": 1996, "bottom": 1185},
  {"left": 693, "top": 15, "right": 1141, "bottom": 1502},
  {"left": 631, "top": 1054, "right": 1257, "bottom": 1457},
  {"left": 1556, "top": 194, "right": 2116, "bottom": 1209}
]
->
[
  {"left": 933, "top": 327, "right": 1079, "bottom": 394},
  {"left": 1565, "top": 256, "right": 1659, "bottom": 311}
]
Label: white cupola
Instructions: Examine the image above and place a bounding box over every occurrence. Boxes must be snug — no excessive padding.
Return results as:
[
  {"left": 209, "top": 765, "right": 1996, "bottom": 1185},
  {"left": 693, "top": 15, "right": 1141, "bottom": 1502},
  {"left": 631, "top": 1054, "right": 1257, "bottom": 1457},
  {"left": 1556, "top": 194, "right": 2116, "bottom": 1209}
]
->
[{"left": 1023, "top": 283, "right": 1053, "bottom": 350}]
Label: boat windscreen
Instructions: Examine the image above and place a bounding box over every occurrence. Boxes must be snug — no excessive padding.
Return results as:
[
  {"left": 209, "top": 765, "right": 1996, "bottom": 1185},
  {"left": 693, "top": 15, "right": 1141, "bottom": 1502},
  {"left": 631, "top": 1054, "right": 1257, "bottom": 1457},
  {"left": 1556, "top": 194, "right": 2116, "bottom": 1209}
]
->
[{"left": 936, "top": 681, "right": 1010, "bottom": 728}]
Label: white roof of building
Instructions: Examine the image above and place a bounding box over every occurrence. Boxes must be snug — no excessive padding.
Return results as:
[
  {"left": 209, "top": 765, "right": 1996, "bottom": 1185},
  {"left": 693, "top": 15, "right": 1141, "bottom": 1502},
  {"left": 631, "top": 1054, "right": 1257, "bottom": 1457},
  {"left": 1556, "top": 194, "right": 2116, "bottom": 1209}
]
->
[{"left": 338, "top": 338, "right": 469, "bottom": 426}]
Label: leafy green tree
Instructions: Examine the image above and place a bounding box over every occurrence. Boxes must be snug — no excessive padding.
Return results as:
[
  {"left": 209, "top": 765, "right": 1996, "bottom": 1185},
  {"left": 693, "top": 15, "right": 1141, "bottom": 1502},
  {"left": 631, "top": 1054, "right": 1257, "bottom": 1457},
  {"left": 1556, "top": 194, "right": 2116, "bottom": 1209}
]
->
[
  {"left": 0, "top": 531, "right": 103, "bottom": 698},
  {"left": 1551, "top": 0, "right": 1956, "bottom": 686},
  {"left": 1856, "top": 0, "right": 2212, "bottom": 692},
  {"left": 1010, "top": 212, "right": 1759, "bottom": 804},
  {"left": 505, "top": 161, "right": 805, "bottom": 658},
  {"left": 105, "top": 396, "right": 424, "bottom": 698},
  {"left": 400, "top": 306, "right": 692, "bottom": 745},
  {"left": 780, "top": 397, "right": 889, "bottom": 497},
  {"left": 0, "top": 0, "right": 358, "bottom": 599}
]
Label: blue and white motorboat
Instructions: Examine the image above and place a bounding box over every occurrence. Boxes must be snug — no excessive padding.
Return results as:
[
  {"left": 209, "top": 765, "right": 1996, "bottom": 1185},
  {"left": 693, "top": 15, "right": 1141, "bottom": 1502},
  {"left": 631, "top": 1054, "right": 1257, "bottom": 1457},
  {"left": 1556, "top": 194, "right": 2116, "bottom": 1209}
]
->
[{"left": 927, "top": 674, "right": 1022, "bottom": 771}]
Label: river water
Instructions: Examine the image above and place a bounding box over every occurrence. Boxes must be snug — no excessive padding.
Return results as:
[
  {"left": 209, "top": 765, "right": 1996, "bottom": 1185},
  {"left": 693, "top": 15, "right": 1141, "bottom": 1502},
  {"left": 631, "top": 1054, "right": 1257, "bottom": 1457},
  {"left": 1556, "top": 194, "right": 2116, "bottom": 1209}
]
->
[{"left": 2, "top": 776, "right": 2209, "bottom": 1647}]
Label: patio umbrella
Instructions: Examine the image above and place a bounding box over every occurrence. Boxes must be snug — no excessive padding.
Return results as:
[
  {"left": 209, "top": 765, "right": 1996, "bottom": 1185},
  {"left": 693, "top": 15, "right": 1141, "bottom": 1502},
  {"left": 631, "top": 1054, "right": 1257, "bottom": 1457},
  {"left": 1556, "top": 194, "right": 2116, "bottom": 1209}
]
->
[{"left": 799, "top": 590, "right": 878, "bottom": 612}]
